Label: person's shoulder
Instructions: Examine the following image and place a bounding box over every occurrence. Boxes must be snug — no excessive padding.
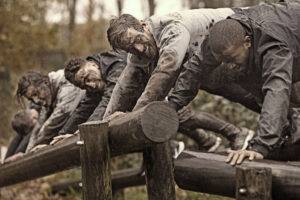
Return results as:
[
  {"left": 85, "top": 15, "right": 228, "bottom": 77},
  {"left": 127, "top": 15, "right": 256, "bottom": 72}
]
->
[{"left": 48, "top": 69, "right": 66, "bottom": 86}]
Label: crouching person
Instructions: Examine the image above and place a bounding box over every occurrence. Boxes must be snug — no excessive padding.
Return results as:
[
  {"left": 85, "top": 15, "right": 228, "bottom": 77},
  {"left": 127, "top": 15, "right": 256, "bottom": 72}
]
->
[
  {"left": 50, "top": 50, "right": 127, "bottom": 144},
  {"left": 16, "top": 70, "right": 85, "bottom": 151},
  {"left": 3, "top": 109, "right": 39, "bottom": 163}
]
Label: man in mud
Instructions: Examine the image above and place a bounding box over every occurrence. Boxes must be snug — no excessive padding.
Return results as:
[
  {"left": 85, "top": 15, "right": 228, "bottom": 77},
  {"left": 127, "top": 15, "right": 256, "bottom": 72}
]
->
[
  {"left": 104, "top": 9, "right": 238, "bottom": 116},
  {"left": 3, "top": 109, "right": 39, "bottom": 163},
  {"left": 50, "top": 50, "right": 127, "bottom": 144},
  {"left": 16, "top": 70, "right": 85, "bottom": 151},
  {"left": 103, "top": 10, "right": 261, "bottom": 149},
  {"left": 168, "top": 1, "right": 300, "bottom": 164}
]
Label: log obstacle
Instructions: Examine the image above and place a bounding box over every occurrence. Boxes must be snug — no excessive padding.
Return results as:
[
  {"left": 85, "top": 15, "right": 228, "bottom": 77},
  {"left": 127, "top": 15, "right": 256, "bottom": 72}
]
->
[
  {"left": 0, "top": 101, "right": 178, "bottom": 200},
  {"left": 1, "top": 101, "right": 300, "bottom": 199},
  {"left": 78, "top": 101, "right": 178, "bottom": 200},
  {"left": 50, "top": 168, "right": 145, "bottom": 195},
  {"left": 174, "top": 151, "right": 300, "bottom": 200}
]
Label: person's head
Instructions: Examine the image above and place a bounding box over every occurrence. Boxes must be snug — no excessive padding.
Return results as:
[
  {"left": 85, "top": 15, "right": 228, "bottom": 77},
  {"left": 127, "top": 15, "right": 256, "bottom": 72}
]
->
[
  {"left": 209, "top": 19, "right": 251, "bottom": 65},
  {"left": 11, "top": 109, "right": 39, "bottom": 136},
  {"left": 16, "top": 71, "right": 52, "bottom": 107},
  {"left": 64, "top": 58, "right": 106, "bottom": 93},
  {"left": 107, "top": 14, "right": 158, "bottom": 59}
]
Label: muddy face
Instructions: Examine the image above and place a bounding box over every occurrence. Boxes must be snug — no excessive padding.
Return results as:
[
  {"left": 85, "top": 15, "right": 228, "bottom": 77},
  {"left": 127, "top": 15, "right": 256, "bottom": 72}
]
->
[
  {"left": 74, "top": 61, "right": 106, "bottom": 93},
  {"left": 212, "top": 36, "right": 251, "bottom": 66},
  {"left": 25, "top": 84, "right": 52, "bottom": 107},
  {"left": 29, "top": 109, "right": 39, "bottom": 125},
  {"left": 118, "top": 27, "right": 158, "bottom": 59}
]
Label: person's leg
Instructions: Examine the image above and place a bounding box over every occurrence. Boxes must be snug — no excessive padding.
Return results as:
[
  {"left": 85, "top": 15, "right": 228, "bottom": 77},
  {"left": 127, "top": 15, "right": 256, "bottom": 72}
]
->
[
  {"left": 178, "top": 106, "right": 254, "bottom": 150},
  {"left": 15, "top": 133, "right": 31, "bottom": 154},
  {"left": 180, "top": 129, "right": 225, "bottom": 152},
  {"left": 5, "top": 134, "right": 22, "bottom": 159}
]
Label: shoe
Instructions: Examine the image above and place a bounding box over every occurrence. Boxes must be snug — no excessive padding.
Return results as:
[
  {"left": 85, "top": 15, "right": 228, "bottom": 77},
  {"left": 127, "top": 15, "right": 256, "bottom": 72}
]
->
[
  {"left": 207, "top": 137, "right": 222, "bottom": 152},
  {"left": 231, "top": 127, "right": 255, "bottom": 150},
  {"left": 171, "top": 140, "right": 185, "bottom": 159}
]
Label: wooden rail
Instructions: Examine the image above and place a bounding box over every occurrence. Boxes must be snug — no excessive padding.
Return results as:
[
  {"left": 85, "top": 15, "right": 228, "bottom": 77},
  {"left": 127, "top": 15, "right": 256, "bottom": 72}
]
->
[
  {"left": 1, "top": 101, "right": 300, "bottom": 200},
  {"left": 175, "top": 151, "right": 300, "bottom": 200}
]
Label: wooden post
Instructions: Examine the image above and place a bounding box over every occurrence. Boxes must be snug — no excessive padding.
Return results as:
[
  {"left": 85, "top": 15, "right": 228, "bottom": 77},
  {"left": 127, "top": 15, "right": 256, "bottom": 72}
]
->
[
  {"left": 236, "top": 166, "right": 272, "bottom": 200},
  {"left": 79, "top": 121, "right": 112, "bottom": 200},
  {"left": 144, "top": 141, "right": 176, "bottom": 200}
]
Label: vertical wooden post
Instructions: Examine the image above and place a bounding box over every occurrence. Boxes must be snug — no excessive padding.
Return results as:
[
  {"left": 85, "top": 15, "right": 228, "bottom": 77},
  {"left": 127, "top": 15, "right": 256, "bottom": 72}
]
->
[
  {"left": 144, "top": 141, "right": 176, "bottom": 200},
  {"left": 236, "top": 166, "right": 272, "bottom": 200},
  {"left": 79, "top": 121, "right": 112, "bottom": 200}
]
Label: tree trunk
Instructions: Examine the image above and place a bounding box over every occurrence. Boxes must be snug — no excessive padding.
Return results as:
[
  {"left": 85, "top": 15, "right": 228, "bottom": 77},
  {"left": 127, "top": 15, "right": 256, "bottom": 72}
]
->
[
  {"left": 67, "top": 0, "right": 77, "bottom": 49},
  {"left": 148, "top": 0, "right": 156, "bottom": 16},
  {"left": 116, "top": 0, "right": 123, "bottom": 16}
]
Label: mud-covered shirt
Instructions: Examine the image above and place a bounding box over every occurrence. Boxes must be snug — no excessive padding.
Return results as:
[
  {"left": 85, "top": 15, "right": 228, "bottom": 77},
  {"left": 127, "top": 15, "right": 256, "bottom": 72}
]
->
[
  {"left": 103, "top": 8, "right": 235, "bottom": 118},
  {"left": 169, "top": 2, "right": 300, "bottom": 157},
  {"left": 59, "top": 50, "right": 127, "bottom": 135}
]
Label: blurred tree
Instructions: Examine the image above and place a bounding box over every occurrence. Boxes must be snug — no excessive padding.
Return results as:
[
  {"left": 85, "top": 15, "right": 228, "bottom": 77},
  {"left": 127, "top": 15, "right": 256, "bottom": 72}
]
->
[
  {"left": 186, "top": 0, "right": 205, "bottom": 9},
  {"left": 204, "top": 0, "right": 259, "bottom": 8},
  {"left": 148, "top": 0, "right": 156, "bottom": 16},
  {"left": 67, "top": 0, "right": 78, "bottom": 49},
  {"left": 0, "top": 0, "right": 59, "bottom": 143},
  {"left": 116, "top": 0, "right": 123, "bottom": 16}
]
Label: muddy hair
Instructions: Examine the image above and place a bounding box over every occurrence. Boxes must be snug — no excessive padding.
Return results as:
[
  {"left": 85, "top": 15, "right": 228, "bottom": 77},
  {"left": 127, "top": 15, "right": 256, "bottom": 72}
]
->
[
  {"left": 107, "top": 14, "right": 144, "bottom": 50},
  {"left": 64, "top": 58, "right": 86, "bottom": 86},
  {"left": 11, "top": 110, "right": 34, "bottom": 136},
  {"left": 16, "top": 71, "right": 50, "bottom": 106},
  {"left": 209, "top": 19, "right": 246, "bottom": 55}
]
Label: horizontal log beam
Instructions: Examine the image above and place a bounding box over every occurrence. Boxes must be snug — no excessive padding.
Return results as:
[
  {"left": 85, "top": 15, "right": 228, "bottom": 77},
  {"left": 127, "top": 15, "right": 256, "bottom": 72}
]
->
[
  {"left": 51, "top": 168, "right": 145, "bottom": 194},
  {"left": 0, "top": 135, "right": 81, "bottom": 187},
  {"left": 0, "top": 101, "right": 178, "bottom": 188},
  {"left": 174, "top": 151, "right": 300, "bottom": 200}
]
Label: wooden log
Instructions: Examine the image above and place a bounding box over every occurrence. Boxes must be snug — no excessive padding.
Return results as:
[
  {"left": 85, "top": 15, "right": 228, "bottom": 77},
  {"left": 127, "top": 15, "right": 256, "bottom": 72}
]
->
[
  {"left": 50, "top": 168, "right": 145, "bottom": 194},
  {"left": 144, "top": 142, "right": 176, "bottom": 200},
  {"left": 236, "top": 166, "right": 272, "bottom": 200},
  {"left": 79, "top": 121, "right": 112, "bottom": 200},
  {"left": 0, "top": 101, "right": 178, "bottom": 188},
  {"left": 0, "top": 135, "right": 81, "bottom": 187},
  {"left": 174, "top": 151, "right": 300, "bottom": 200},
  {"left": 111, "top": 167, "right": 145, "bottom": 190},
  {"left": 108, "top": 101, "right": 179, "bottom": 155}
]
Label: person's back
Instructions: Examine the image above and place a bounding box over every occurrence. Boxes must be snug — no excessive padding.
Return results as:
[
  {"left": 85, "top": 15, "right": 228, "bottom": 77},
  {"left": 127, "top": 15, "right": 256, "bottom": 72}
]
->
[
  {"left": 167, "top": 1, "right": 300, "bottom": 164},
  {"left": 233, "top": 2, "right": 300, "bottom": 51},
  {"left": 149, "top": 8, "right": 235, "bottom": 52},
  {"left": 16, "top": 70, "right": 85, "bottom": 151}
]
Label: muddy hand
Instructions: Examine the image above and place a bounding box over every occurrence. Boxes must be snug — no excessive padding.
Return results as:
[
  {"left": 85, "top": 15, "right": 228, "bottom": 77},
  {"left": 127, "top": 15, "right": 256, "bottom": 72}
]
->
[
  {"left": 226, "top": 149, "right": 263, "bottom": 166},
  {"left": 30, "top": 144, "right": 48, "bottom": 152},
  {"left": 4, "top": 152, "right": 25, "bottom": 163},
  {"left": 104, "top": 111, "right": 126, "bottom": 122},
  {"left": 50, "top": 134, "right": 74, "bottom": 145}
]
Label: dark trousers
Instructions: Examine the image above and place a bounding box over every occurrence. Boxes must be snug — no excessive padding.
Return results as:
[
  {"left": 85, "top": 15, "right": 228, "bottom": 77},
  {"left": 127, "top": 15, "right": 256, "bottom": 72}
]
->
[{"left": 5, "top": 133, "right": 31, "bottom": 159}]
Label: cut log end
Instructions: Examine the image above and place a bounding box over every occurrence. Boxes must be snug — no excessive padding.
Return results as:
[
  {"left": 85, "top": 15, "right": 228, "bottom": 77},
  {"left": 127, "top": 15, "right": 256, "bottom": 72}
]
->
[{"left": 141, "top": 101, "right": 179, "bottom": 143}]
